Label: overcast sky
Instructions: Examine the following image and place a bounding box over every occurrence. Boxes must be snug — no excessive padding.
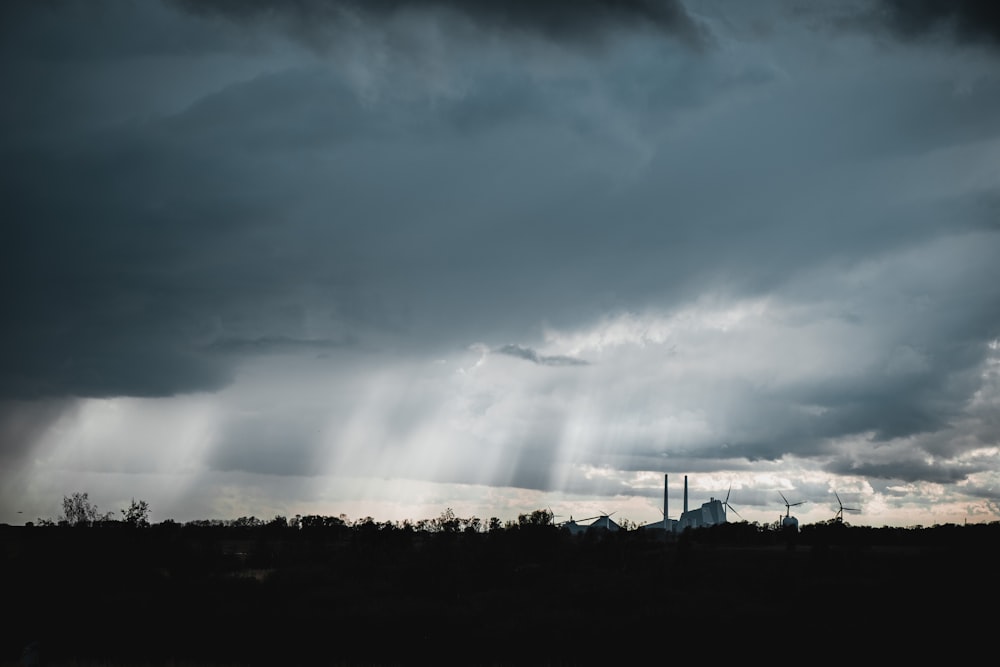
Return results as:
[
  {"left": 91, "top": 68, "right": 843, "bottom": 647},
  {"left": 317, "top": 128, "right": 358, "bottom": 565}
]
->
[{"left": 2, "top": 0, "right": 999, "bottom": 528}]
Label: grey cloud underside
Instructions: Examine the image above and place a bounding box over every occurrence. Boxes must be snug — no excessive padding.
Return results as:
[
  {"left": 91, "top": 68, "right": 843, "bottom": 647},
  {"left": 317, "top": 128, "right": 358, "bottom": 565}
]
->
[
  {"left": 826, "top": 459, "right": 979, "bottom": 485},
  {"left": 496, "top": 344, "right": 588, "bottom": 367},
  {"left": 169, "top": 0, "right": 708, "bottom": 48}
]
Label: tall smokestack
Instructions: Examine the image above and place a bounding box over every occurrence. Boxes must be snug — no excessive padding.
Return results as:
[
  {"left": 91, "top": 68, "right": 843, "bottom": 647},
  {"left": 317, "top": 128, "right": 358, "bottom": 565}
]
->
[
  {"left": 684, "top": 475, "right": 689, "bottom": 514},
  {"left": 663, "top": 474, "right": 668, "bottom": 527}
]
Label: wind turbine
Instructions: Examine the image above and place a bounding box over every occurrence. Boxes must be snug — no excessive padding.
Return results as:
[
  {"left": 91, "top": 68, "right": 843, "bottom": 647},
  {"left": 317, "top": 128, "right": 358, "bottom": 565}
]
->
[
  {"left": 722, "top": 487, "right": 741, "bottom": 521},
  {"left": 589, "top": 510, "right": 618, "bottom": 530},
  {"left": 780, "top": 492, "right": 805, "bottom": 519},
  {"left": 834, "top": 492, "right": 860, "bottom": 523},
  {"left": 780, "top": 492, "right": 805, "bottom": 530}
]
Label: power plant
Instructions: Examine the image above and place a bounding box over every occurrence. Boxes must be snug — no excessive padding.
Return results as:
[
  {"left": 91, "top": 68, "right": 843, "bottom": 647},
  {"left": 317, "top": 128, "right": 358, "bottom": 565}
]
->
[
  {"left": 558, "top": 474, "right": 739, "bottom": 535},
  {"left": 636, "top": 474, "right": 740, "bottom": 533},
  {"left": 559, "top": 474, "right": 852, "bottom": 535}
]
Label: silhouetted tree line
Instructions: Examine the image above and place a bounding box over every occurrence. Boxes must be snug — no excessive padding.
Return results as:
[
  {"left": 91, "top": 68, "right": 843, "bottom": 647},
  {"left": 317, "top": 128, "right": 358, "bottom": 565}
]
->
[
  {"left": 4, "top": 495, "right": 999, "bottom": 665},
  {"left": 30, "top": 491, "right": 152, "bottom": 528},
  {"left": 23, "top": 492, "right": 998, "bottom": 549}
]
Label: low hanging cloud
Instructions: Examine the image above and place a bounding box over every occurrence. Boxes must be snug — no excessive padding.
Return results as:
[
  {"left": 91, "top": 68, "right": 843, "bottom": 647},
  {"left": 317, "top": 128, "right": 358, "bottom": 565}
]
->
[{"left": 495, "top": 344, "right": 589, "bottom": 367}]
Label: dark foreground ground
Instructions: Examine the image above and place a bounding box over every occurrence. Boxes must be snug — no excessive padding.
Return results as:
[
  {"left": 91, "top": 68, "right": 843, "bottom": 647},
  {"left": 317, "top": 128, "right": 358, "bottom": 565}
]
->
[{"left": 3, "top": 521, "right": 997, "bottom": 665}]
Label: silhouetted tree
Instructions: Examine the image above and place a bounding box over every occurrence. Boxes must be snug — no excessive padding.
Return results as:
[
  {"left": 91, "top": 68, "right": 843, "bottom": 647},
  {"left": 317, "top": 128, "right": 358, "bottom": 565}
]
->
[
  {"left": 299, "top": 514, "right": 346, "bottom": 530},
  {"left": 518, "top": 509, "right": 554, "bottom": 527},
  {"left": 435, "top": 507, "right": 461, "bottom": 532},
  {"left": 121, "top": 498, "right": 151, "bottom": 527},
  {"left": 229, "top": 516, "right": 263, "bottom": 528},
  {"left": 61, "top": 492, "right": 112, "bottom": 526}
]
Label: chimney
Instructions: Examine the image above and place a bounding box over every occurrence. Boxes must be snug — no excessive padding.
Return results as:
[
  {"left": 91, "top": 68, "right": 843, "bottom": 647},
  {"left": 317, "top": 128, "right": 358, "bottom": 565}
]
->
[
  {"left": 683, "top": 475, "right": 688, "bottom": 514},
  {"left": 663, "top": 474, "right": 668, "bottom": 528}
]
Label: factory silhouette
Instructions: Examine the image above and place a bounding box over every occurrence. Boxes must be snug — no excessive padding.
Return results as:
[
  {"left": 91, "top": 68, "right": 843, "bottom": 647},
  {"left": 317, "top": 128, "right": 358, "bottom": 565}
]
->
[{"left": 560, "top": 474, "right": 755, "bottom": 535}]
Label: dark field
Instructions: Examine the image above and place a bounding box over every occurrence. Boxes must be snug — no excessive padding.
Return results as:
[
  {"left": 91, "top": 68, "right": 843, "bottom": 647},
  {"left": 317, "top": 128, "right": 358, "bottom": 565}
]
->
[{"left": 3, "top": 520, "right": 997, "bottom": 665}]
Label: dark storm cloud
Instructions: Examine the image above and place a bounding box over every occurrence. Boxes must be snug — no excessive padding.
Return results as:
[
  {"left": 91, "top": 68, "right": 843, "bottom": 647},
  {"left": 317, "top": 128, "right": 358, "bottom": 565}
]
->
[
  {"left": 0, "top": 57, "right": 395, "bottom": 399},
  {"left": 879, "top": 0, "right": 1000, "bottom": 46},
  {"left": 964, "top": 481, "right": 1000, "bottom": 505},
  {"left": 0, "top": 11, "right": 696, "bottom": 402},
  {"left": 787, "top": 346, "right": 985, "bottom": 443},
  {"left": 170, "top": 0, "right": 709, "bottom": 48},
  {"left": 495, "top": 344, "right": 588, "bottom": 367},
  {"left": 0, "top": 0, "right": 247, "bottom": 63},
  {"left": 1, "top": 115, "right": 271, "bottom": 399},
  {"left": 826, "top": 458, "right": 980, "bottom": 485},
  {"left": 206, "top": 335, "right": 354, "bottom": 356}
]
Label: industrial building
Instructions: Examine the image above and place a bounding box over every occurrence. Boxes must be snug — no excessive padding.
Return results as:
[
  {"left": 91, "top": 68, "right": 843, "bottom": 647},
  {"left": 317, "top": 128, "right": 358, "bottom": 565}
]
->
[
  {"left": 559, "top": 513, "right": 623, "bottom": 535},
  {"left": 639, "top": 474, "right": 733, "bottom": 534},
  {"left": 559, "top": 473, "right": 745, "bottom": 536}
]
